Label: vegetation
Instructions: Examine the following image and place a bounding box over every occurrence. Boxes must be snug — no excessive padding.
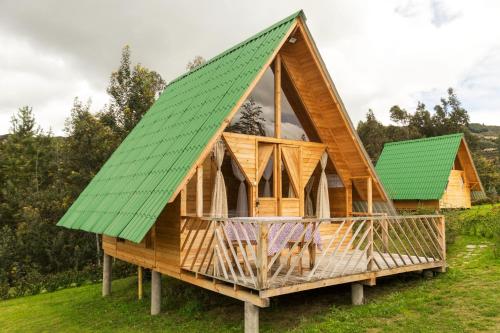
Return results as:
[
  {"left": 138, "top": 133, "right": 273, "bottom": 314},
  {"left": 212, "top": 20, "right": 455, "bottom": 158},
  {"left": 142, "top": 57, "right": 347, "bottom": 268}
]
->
[
  {"left": 446, "top": 204, "right": 500, "bottom": 257},
  {"left": 1, "top": 219, "right": 498, "bottom": 332},
  {"left": 357, "top": 88, "right": 500, "bottom": 199},
  {"left": 0, "top": 46, "right": 164, "bottom": 299}
]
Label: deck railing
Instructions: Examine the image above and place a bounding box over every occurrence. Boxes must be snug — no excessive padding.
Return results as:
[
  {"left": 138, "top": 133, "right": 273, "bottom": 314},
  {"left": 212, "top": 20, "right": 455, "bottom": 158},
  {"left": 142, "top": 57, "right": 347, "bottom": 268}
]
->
[{"left": 180, "top": 215, "right": 445, "bottom": 290}]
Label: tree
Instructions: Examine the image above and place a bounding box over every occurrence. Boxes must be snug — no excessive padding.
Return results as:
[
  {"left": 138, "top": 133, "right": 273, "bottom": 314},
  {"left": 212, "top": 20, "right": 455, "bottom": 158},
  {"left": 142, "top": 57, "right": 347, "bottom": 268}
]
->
[
  {"left": 473, "top": 154, "right": 500, "bottom": 198},
  {"left": 226, "top": 98, "right": 267, "bottom": 136},
  {"left": 356, "top": 110, "right": 388, "bottom": 162},
  {"left": 106, "top": 45, "right": 166, "bottom": 135},
  {"left": 64, "top": 98, "right": 119, "bottom": 192},
  {"left": 432, "top": 88, "right": 469, "bottom": 135},
  {"left": 357, "top": 88, "right": 475, "bottom": 162},
  {"left": 410, "top": 102, "right": 434, "bottom": 137},
  {"left": 10, "top": 106, "right": 38, "bottom": 136},
  {"left": 186, "top": 55, "right": 206, "bottom": 71}
]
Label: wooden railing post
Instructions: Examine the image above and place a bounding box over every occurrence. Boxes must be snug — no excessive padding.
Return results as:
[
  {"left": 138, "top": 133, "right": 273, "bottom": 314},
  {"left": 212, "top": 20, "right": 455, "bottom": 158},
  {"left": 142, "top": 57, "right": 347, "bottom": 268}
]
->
[
  {"left": 367, "top": 218, "right": 374, "bottom": 271},
  {"left": 257, "top": 223, "right": 268, "bottom": 289},
  {"left": 439, "top": 216, "right": 446, "bottom": 272},
  {"left": 309, "top": 222, "right": 316, "bottom": 269},
  {"left": 196, "top": 166, "right": 203, "bottom": 218},
  {"left": 381, "top": 215, "right": 389, "bottom": 251}
]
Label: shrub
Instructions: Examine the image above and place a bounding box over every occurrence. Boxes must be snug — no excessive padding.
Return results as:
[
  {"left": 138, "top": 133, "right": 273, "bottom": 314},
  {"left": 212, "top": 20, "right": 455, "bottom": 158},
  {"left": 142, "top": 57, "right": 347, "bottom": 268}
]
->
[
  {"left": 445, "top": 204, "right": 500, "bottom": 257},
  {"left": 2, "top": 260, "right": 134, "bottom": 300}
]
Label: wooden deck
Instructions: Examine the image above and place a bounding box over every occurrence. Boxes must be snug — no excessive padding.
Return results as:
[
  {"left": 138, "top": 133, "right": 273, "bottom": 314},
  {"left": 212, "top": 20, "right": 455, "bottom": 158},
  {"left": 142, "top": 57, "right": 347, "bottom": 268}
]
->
[
  {"left": 184, "top": 249, "right": 439, "bottom": 290},
  {"left": 179, "top": 215, "right": 446, "bottom": 301}
]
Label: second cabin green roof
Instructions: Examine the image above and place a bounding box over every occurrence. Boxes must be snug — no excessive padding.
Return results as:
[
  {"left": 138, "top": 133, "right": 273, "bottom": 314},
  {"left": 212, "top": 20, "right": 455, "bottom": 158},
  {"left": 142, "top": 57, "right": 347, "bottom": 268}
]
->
[
  {"left": 375, "top": 133, "right": 463, "bottom": 200},
  {"left": 57, "top": 11, "right": 303, "bottom": 243}
]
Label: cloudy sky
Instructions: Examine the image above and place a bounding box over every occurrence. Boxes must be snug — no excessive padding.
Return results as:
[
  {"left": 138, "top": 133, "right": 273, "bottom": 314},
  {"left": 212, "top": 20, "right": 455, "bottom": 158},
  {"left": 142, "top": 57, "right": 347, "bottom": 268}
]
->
[{"left": 1, "top": 0, "right": 499, "bottom": 135}]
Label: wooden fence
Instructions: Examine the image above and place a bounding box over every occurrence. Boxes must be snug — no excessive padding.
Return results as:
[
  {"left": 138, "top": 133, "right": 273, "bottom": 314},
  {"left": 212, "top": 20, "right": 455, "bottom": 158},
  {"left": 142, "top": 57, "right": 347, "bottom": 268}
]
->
[{"left": 180, "top": 215, "right": 445, "bottom": 290}]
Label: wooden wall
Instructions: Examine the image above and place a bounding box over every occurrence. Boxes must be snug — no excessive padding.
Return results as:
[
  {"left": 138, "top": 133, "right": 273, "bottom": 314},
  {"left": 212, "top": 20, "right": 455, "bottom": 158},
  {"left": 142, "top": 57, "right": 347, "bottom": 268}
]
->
[
  {"left": 186, "top": 156, "right": 216, "bottom": 216},
  {"left": 102, "top": 194, "right": 183, "bottom": 276},
  {"left": 393, "top": 200, "right": 439, "bottom": 211},
  {"left": 440, "top": 170, "right": 471, "bottom": 209}
]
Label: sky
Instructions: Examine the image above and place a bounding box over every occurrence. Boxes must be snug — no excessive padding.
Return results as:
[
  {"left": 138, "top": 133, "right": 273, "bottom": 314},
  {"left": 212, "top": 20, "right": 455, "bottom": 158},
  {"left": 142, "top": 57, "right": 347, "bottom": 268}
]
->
[{"left": 1, "top": 0, "right": 499, "bottom": 135}]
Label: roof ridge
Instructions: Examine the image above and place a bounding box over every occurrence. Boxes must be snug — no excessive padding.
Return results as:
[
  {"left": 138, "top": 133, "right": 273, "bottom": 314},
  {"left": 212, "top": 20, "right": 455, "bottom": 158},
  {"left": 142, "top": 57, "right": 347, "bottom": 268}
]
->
[
  {"left": 384, "top": 132, "right": 463, "bottom": 147},
  {"left": 166, "top": 10, "right": 303, "bottom": 86}
]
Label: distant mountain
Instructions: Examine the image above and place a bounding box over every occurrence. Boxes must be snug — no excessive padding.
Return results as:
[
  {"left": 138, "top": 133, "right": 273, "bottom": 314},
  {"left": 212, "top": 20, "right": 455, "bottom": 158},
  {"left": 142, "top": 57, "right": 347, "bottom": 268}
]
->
[{"left": 469, "top": 123, "right": 500, "bottom": 137}]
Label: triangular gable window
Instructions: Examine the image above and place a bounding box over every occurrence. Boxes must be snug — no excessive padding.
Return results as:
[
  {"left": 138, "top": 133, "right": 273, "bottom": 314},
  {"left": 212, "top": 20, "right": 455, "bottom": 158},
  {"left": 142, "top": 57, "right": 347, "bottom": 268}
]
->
[{"left": 226, "top": 58, "right": 319, "bottom": 142}]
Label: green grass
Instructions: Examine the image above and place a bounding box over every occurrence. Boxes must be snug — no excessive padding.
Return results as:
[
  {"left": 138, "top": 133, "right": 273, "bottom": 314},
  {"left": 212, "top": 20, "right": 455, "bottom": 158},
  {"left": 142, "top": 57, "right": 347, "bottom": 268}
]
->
[{"left": 1, "top": 207, "right": 500, "bottom": 332}]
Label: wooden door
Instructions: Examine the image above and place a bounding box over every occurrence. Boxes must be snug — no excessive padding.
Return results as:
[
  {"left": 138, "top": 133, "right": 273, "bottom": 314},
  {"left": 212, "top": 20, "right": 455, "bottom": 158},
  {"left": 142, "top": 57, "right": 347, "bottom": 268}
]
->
[
  {"left": 256, "top": 143, "right": 302, "bottom": 217},
  {"left": 256, "top": 143, "right": 277, "bottom": 216},
  {"left": 279, "top": 145, "right": 301, "bottom": 216}
]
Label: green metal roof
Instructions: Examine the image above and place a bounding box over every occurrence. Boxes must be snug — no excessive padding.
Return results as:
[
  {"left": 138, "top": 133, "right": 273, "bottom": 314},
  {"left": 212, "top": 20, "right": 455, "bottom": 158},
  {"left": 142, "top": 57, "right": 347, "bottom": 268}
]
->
[
  {"left": 57, "top": 11, "right": 302, "bottom": 242},
  {"left": 375, "top": 133, "right": 463, "bottom": 200}
]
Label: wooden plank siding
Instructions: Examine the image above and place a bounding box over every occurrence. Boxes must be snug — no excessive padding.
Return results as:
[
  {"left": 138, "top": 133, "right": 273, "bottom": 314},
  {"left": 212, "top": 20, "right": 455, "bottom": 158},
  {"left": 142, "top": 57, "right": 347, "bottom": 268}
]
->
[{"left": 440, "top": 170, "right": 471, "bottom": 209}]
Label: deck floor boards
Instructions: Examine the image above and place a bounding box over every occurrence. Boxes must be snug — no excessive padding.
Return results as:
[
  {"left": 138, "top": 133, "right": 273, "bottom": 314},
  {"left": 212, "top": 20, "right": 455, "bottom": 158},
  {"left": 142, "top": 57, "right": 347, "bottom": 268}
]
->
[{"left": 183, "top": 249, "right": 437, "bottom": 289}]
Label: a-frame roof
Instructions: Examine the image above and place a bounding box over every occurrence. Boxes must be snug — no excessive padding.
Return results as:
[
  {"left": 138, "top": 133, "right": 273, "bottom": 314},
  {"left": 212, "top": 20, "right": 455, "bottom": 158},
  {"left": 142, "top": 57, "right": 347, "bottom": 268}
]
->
[
  {"left": 58, "top": 10, "right": 394, "bottom": 243},
  {"left": 57, "top": 12, "right": 301, "bottom": 242},
  {"left": 376, "top": 133, "right": 484, "bottom": 200}
]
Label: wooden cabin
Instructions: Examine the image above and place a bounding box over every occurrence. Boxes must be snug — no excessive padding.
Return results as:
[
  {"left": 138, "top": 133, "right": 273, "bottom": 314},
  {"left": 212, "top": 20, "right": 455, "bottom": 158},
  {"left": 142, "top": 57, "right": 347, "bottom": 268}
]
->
[
  {"left": 58, "top": 11, "right": 446, "bottom": 332},
  {"left": 376, "top": 134, "right": 485, "bottom": 211}
]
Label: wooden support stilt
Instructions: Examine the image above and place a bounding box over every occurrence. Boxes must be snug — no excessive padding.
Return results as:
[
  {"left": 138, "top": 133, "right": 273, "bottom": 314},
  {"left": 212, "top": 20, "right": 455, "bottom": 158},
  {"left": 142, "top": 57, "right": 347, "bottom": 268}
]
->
[
  {"left": 138, "top": 266, "right": 143, "bottom": 300},
  {"left": 274, "top": 55, "right": 281, "bottom": 139},
  {"left": 102, "top": 253, "right": 111, "bottom": 297},
  {"left": 351, "top": 283, "right": 364, "bottom": 305},
  {"left": 151, "top": 270, "right": 161, "bottom": 315},
  {"left": 244, "top": 301, "right": 259, "bottom": 333}
]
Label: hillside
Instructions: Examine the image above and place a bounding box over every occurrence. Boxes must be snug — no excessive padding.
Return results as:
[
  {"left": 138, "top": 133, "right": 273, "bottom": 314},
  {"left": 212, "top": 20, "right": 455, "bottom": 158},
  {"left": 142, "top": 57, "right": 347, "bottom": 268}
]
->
[{"left": 1, "top": 229, "right": 499, "bottom": 332}]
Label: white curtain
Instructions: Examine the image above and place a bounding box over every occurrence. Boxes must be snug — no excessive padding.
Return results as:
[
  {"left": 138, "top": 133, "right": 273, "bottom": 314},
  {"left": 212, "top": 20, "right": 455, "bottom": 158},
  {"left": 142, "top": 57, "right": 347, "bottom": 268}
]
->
[
  {"left": 281, "top": 162, "right": 295, "bottom": 198},
  {"left": 231, "top": 159, "right": 248, "bottom": 217},
  {"left": 210, "top": 140, "right": 228, "bottom": 218},
  {"left": 305, "top": 176, "right": 315, "bottom": 216},
  {"left": 262, "top": 158, "right": 273, "bottom": 197},
  {"left": 316, "top": 152, "right": 330, "bottom": 218}
]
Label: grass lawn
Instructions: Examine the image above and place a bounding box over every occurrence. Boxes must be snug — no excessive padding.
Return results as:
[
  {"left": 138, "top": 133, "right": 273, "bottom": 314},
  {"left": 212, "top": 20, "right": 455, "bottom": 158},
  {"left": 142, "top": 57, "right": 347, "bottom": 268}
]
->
[{"left": 1, "top": 236, "right": 499, "bottom": 332}]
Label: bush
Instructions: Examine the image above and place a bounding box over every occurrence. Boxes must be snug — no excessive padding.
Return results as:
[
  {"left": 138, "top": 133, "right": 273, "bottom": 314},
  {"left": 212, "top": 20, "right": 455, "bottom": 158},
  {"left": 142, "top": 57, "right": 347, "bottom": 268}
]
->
[
  {"left": 445, "top": 204, "right": 500, "bottom": 257},
  {"left": 1, "top": 260, "right": 135, "bottom": 300}
]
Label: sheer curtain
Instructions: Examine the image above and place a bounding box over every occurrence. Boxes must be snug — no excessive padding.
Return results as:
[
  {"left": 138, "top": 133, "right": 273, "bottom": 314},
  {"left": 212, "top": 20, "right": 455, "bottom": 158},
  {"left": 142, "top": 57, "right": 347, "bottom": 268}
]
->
[
  {"left": 210, "top": 140, "right": 228, "bottom": 218},
  {"left": 316, "top": 152, "right": 330, "bottom": 219},
  {"left": 231, "top": 159, "right": 248, "bottom": 217},
  {"left": 262, "top": 158, "right": 273, "bottom": 197},
  {"left": 305, "top": 176, "right": 315, "bottom": 216}
]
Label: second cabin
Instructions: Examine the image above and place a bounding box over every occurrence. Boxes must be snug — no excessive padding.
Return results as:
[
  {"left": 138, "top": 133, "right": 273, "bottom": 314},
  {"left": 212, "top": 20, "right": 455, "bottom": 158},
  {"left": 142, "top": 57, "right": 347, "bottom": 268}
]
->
[{"left": 376, "top": 134, "right": 485, "bottom": 211}]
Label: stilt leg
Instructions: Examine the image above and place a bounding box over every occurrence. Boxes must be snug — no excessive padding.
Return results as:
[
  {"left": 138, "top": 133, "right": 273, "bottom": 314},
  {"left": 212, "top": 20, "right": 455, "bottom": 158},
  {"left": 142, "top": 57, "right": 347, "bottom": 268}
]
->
[
  {"left": 102, "top": 253, "right": 112, "bottom": 297},
  {"left": 138, "top": 266, "right": 143, "bottom": 300},
  {"left": 351, "top": 283, "right": 364, "bottom": 305},
  {"left": 151, "top": 270, "right": 161, "bottom": 315},
  {"left": 244, "top": 302, "right": 259, "bottom": 333}
]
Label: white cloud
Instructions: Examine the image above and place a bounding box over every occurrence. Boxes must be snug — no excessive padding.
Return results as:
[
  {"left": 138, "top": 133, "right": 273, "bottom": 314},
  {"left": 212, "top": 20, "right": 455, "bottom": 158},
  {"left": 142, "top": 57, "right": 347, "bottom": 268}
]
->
[{"left": 1, "top": 0, "right": 499, "bottom": 136}]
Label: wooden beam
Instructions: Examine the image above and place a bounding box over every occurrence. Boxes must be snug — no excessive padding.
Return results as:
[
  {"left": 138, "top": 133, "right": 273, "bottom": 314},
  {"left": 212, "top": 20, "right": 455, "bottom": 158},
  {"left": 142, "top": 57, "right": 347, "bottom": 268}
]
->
[
  {"left": 367, "top": 177, "right": 373, "bottom": 215},
  {"left": 257, "top": 224, "right": 269, "bottom": 289},
  {"left": 196, "top": 166, "right": 203, "bottom": 217},
  {"left": 180, "top": 186, "right": 187, "bottom": 216},
  {"left": 294, "top": 18, "right": 391, "bottom": 203},
  {"left": 179, "top": 272, "right": 270, "bottom": 308},
  {"left": 138, "top": 266, "right": 143, "bottom": 300},
  {"left": 274, "top": 54, "right": 282, "bottom": 139},
  {"left": 259, "top": 261, "right": 444, "bottom": 298}
]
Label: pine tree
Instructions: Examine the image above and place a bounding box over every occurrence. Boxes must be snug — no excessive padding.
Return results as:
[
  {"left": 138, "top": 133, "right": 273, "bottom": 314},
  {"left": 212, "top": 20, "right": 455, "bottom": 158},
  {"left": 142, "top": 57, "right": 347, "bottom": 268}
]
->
[{"left": 227, "top": 98, "right": 267, "bottom": 136}]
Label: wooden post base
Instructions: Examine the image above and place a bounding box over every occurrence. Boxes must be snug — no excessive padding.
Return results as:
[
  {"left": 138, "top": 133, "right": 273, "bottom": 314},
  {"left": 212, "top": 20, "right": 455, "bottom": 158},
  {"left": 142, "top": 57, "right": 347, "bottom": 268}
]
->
[
  {"left": 244, "top": 301, "right": 259, "bottom": 333},
  {"left": 102, "top": 253, "right": 112, "bottom": 297},
  {"left": 351, "top": 283, "right": 364, "bottom": 305},
  {"left": 151, "top": 270, "right": 161, "bottom": 315}
]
